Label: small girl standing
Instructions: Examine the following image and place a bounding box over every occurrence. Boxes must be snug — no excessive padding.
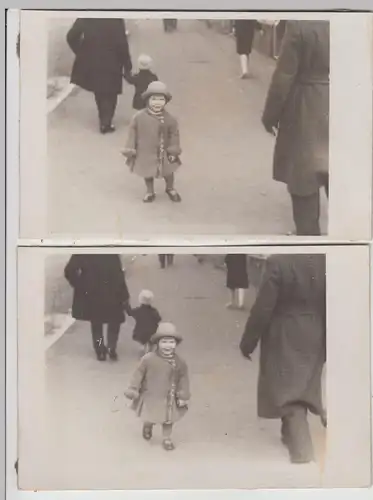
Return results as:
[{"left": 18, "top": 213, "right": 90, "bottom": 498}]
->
[
  {"left": 124, "top": 322, "right": 190, "bottom": 451},
  {"left": 122, "top": 81, "right": 182, "bottom": 203},
  {"left": 126, "top": 289, "right": 162, "bottom": 353},
  {"left": 125, "top": 54, "right": 159, "bottom": 111}
]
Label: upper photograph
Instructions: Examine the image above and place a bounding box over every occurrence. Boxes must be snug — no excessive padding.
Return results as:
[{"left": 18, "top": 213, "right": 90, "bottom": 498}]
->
[{"left": 18, "top": 13, "right": 373, "bottom": 241}]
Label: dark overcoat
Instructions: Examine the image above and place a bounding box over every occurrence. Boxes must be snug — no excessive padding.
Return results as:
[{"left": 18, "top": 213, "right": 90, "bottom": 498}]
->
[
  {"left": 262, "top": 21, "right": 330, "bottom": 196},
  {"left": 225, "top": 254, "right": 249, "bottom": 290},
  {"left": 240, "top": 254, "right": 326, "bottom": 419},
  {"left": 126, "top": 69, "right": 159, "bottom": 110},
  {"left": 64, "top": 254, "right": 130, "bottom": 324},
  {"left": 234, "top": 20, "right": 262, "bottom": 55},
  {"left": 67, "top": 18, "right": 132, "bottom": 94}
]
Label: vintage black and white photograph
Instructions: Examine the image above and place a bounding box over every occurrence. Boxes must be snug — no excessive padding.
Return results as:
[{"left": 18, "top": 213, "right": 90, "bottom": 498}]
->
[
  {"left": 14, "top": 10, "right": 370, "bottom": 243},
  {"left": 17, "top": 11, "right": 373, "bottom": 241},
  {"left": 38, "top": 14, "right": 332, "bottom": 238},
  {"left": 14, "top": 247, "right": 371, "bottom": 490}
]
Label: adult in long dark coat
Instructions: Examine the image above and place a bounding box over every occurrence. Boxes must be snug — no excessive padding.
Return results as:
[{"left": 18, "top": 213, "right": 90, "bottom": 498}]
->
[
  {"left": 66, "top": 18, "right": 133, "bottom": 134},
  {"left": 224, "top": 254, "right": 249, "bottom": 309},
  {"left": 240, "top": 254, "right": 326, "bottom": 463},
  {"left": 262, "top": 21, "right": 330, "bottom": 236},
  {"left": 64, "top": 254, "right": 130, "bottom": 361},
  {"left": 233, "top": 19, "right": 262, "bottom": 78}
]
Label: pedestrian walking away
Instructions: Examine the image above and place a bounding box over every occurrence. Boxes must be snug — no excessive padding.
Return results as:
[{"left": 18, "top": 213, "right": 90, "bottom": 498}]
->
[
  {"left": 124, "top": 322, "right": 190, "bottom": 451},
  {"left": 262, "top": 21, "right": 330, "bottom": 236},
  {"left": 66, "top": 18, "right": 133, "bottom": 134},
  {"left": 158, "top": 254, "right": 175, "bottom": 269},
  {"left": 225, "top": 254, "right": 249, "bottom": 309},
  {"left": 122, "top": 81, "right": 182, "bottom": 203},
  {"left": 125, "top": 54, "right": 159, "bottom": 111},
  {"left": 64, "top": 254, "right": 130, "bottom": 361},
  {"left": 233, "top": 19, "right": 263, "bottom": 78},
  {"left": 163, "top": 19, "right": 178, "bottom": 32},
  {"left": 126, "top": 289, "right": 162, "bottom": 354},
  {"left": 239, "top": 254, "right": 326, "bottom": 464}
]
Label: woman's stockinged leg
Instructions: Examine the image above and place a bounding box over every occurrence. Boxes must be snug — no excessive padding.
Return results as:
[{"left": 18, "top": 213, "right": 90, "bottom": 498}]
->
[
  {"left": 238, "top": 288, "right": 245, "bottom": 308},
  {"left": 226, "top": 289, "right": 236, "bottom": 309}
]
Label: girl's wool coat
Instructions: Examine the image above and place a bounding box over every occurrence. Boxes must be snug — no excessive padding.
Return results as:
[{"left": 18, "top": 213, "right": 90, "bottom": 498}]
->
[
  {"left": 125, "top": 352, "right": 190, "bottom": 424},
  {"left": 123, "top": 109, "right": 182, "bottom": 178}
]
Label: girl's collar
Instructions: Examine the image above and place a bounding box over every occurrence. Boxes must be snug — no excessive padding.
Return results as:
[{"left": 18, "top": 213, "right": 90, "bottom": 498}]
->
[
  {"left": 147, "top": 107, "right": 165, "bottom": 117},
  {"left": 156, "top": 350, "right": 176, "bottom": 360}
]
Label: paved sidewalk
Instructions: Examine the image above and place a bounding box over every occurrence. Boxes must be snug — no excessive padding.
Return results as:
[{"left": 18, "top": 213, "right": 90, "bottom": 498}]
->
[
  {"left": 40, "top": 255, "right": 326, "bottom": 490},
  {"left": 47, "top": 19, "right": 327, "bottom": 238}
]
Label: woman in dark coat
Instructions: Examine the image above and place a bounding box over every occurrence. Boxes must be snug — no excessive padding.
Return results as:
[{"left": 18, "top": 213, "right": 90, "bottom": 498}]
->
[
  {"left": 262, "top": 21, "right": 329, "bottom": 236},
  {"left": 224, "top": 254, "right": 249, "bottom": 309},
  {"left": 240, "top": 254, "right": 326, "bottom": 464},
  {"left": 233, "top": 19, "right": 262, "bottom": 78},
  {"left": 64, "top": 254, "right": 130, "bottom": 361},
  {"left": 66, "top": 18, "right": 133, "bottom": 134}
]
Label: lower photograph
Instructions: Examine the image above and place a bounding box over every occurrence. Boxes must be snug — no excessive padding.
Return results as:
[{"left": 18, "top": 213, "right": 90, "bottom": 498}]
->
[{"left": 13, "top": 247, "right": 371, "bottom": 491}]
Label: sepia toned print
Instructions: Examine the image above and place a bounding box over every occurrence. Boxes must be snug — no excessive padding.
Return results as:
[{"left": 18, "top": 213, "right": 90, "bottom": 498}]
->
[
  {"left": 28, "top": 252, "right": 328, "bottom": 488},
  {"left": 15, "top": 247, "right": 372, "bottom": 490},
  {"left": 44, "top": 16, "right": 329, "bottom": 237}
]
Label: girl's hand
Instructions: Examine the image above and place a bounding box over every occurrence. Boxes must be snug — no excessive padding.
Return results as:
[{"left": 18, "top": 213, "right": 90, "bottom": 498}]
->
[{"left": 168, "top": 155, "right": 176, "bottom": 163}]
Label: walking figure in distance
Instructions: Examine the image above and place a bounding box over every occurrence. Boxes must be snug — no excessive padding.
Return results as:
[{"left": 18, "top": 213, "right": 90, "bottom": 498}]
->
[
  {"left": 225, "top": 254, "right": 249, "bottom": 310},
  {"left": 163, "top": 19, "right": 178, "bottom": 32},
  {"left": 158, "top": 254, "right": 174, "bottom": 269},
  {"left": 232, "top": 19, "right": 263, "bottom": 78},
  {"left": 66, "top": 18, "right": 132, "bottom": 134},
  {"left": 122, "top": 81, "right": 182, "bottom": 203},
  {"left": 125, "top": 54, "right": 159, "bottom": 111},
  {"left": 124, "top": 322, "right": 190, "bottom": 451},
  {"left": 64, "top": 254, "right": 130, "bottom": 361},
  {"left": 126, "top": 289, "right": 162, "bottom": 354}
]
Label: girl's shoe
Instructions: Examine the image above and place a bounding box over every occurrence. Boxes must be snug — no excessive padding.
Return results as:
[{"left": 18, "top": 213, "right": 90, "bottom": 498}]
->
[
  {"left": 226, "top": 302, "right": 235, "bottom": 310},
  {"left": 165, "top": 189, "right": 181, "bottom": 202},
  {"left": 142, "top": 424, "right": 153, "bottom": 441},
  {"left": 143, "top": 193, "right": 156, "bottom": 203},
  {"left": 162, "top": 438, "right": 175, "bottom": 451}
]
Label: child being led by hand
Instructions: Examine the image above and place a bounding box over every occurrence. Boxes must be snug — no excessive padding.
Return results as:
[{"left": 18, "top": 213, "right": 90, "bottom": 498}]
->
[
  {"left": 126, "top": 289, "right": 162, "bottom": 354},
  {"left": 124, "top": 322, "right": 190, "bottom": 451},
  {"left": 121, "top": 81, "right": 182, "bottom": 204},
  {"left": 124, "top": 54, "right": 159, "bottom": 111}
]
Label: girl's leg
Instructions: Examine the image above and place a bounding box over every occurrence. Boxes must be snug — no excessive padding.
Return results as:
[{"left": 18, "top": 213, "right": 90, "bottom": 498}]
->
[
  {"left": 164, "top": 174, "right": 181, "bottom": 202},
  {"left": 162, "top": 423, "right": 175, "bottom": 450},
  {"left": 144, "top": 178, "right": 156, "bottom": 202},
  {"left": 238, "top": 288, "right": 245, "bottom": 309},
  {"left": 142, "top": 422, "right": 154, "bottom": 440}
]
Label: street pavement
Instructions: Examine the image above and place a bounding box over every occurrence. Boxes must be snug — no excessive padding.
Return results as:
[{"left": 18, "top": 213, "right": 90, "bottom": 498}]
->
[
  {"left": 47, "top": 19, "right": 327, "bottom": 238},
  {"left": 43, "top": 255, "right": 326, "bottom": 490}
]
